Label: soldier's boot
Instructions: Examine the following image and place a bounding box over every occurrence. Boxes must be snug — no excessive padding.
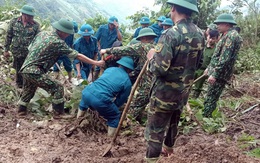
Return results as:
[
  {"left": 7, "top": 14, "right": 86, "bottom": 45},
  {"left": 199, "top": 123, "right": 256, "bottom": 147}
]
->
[
  {"left": 68, "top": 71, "right": 72, "bottom": 82},
  {"left": 144, "top": 157, "right": 159, "bottom": 163},
  {"left": 107, "top": 126, "right": 117, "bottom": 137},
  {"left": 76, "top": 108, "right": 85, "bottom": 118},
  {"left": 17, "top": 105, "right": 27, "bottom": 115},
  {"left": 52, "top": 102, "right": 64, "bottom": 115},
  {"left": 54, "top": 72, "right": 60, "bottom": 79}
]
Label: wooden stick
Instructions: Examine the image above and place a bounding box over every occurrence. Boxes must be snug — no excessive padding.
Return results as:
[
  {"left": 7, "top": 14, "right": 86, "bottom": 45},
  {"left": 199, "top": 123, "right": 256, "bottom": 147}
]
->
[{"left": 102, "top": 59, "right": 149, "bottom": 157}]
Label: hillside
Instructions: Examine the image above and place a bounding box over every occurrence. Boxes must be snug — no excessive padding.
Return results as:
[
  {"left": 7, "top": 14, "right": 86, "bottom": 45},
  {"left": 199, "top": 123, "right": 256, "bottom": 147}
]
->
[{"left": 0, "top": 0, "right": 135, "bottom": 24}]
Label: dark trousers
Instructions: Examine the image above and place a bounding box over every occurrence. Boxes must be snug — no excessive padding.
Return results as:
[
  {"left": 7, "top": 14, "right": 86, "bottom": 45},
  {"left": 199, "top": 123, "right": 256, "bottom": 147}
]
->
[{"left": 13, "top": 56, "right": 26, "bottom": 87}]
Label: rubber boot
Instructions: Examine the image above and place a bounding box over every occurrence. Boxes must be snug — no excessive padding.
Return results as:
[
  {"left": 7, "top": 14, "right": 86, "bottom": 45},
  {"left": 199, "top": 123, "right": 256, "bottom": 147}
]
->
[
  {"left": 52, "top": 102, "right": 64, "bottom": 115},
  {"left": 68, "top": 71, "right": 72, "bottom": 83},
  {"left": 76, "top": 109, "right": 85, "bottom": 118},
  {"left": 17, "top": 105, "right": 27, "bottom": 115},
  {"left": 107, "top": 126, "right": 116, "bottom": 137},
  {"left": 145, "top": 157, "right": 159, "bottom": 163}
]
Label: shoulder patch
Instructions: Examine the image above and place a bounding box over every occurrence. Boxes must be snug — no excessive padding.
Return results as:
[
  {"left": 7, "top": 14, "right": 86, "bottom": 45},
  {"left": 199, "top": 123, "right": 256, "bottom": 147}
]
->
[
  {"left": 225, "top": 38, "right": 232, "bottom": 47},
  {"left": 155, "top": 43, "right": 164, "bottom": 53}
]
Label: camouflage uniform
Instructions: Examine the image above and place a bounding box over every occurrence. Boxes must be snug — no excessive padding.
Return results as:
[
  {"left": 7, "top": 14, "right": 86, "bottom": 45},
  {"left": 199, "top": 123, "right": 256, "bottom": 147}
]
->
[
  {"left": 4, "top": 16, "right": 40, "bottom": 87},
  {"left": 105, "top": 42, "right": 155, "bottom": 120},
  {"left": 18, "top": 31, "right": 78, "bottom": 108},
  {"left": 203, "top": 28, "right": 242, "bottom": 117},
  {"left": 193, "top": 44, "right": 215, "bottom": 98},
  {"left": 145, "top": 18, "right": 204, "bottom": 158}
]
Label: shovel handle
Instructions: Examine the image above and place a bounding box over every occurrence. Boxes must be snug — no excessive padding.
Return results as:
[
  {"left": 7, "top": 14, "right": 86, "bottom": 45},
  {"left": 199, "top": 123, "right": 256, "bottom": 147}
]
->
[{"left": 111, "top": 60, "right": 149, "bottom": 143}]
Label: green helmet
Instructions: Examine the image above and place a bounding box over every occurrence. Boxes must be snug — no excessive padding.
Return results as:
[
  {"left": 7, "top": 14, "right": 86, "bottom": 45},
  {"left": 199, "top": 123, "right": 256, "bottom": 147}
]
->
[
  {"left": 136, "top": 28, "right": 157, "bottom": 40},
  {"left": 20, "top": 5, "right": 36, "bottom": 16},
  {"left": 207, "top": 23, "right": 217, "bottom": 30},
  {"left": 167, "top": 0, "right": 199, "bottom": 13},
  {"left": 116, "top": 57, "right": 134, "bottom": 70},
  {"left": 52, "top": 18, "right": 74, "bottom": 34},
  {"left": 128, "top": 38, "right": 140, "bottom": 45},
  {"left": 214, "top": 14, "right": 237, "bottom": 25}
]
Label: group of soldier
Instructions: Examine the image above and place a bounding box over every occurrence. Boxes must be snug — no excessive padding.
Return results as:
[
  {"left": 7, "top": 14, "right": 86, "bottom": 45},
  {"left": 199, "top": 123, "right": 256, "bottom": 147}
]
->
[{"left": 3, "top": 0, "right": 242, "bottom": 162}]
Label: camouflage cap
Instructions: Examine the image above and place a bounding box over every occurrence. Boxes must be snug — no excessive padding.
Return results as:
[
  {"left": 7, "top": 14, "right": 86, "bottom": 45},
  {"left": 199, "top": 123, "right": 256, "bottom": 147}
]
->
[
  {"left": 136, "top": 28, "right": 157, "bottom": 40},
  {"left": 52, "top": 18, "right": 74, "bottom": 34},
  {"left": 214, "top": 13, "right": 237, "bottom": 25},
  {"left": 128, "top": 38, "right": 140, "bottom": 45},
  {"left": 207, "top": 23, "right": 217, "bottom": 30},
  {"left": 167, "top": 0, "right": 199, "bottom": 13},
  {"left": 116, "top": 56, "right": 134, "bottom": 70},
  {"left": 20, "top": 5, "right": 36, "bottom": 16}
]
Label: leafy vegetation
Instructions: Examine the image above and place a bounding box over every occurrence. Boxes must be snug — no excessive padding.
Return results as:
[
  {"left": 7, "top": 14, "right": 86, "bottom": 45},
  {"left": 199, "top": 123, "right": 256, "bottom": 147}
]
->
[{"left": 0, "top": 0, "right": 259, "bottom": 160}]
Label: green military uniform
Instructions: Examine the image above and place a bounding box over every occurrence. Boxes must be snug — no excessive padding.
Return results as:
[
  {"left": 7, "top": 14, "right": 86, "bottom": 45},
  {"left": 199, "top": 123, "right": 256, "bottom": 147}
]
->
[
  {"left": 193, "top": 44, "right": 215, "bottom": 98},
  {"left": 105, "top": 28, "right": 157, "bottom": 122},
  {"left": 17, "top": 19, "right": 78, "bottom": 114},
  {"left": 4, "top": 5, "right": 40, "bottom": 88},
  {"left": 203, "top": 14, "right": 242, "bottom": 117},
  {"left": 144, "top": 0, "right": 204, "bottom": 161}
]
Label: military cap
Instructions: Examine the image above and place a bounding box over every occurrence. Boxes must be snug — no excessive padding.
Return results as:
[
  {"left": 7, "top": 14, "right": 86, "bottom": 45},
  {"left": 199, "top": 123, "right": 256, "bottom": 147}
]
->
[
  {"left": 167, "top": 0, "right": 199, "bottom": 13},
  {"left": 116, "top": 56, "right": 134, "bottom": 70},
  {"left": 20, "top": 5, "right": 36, "bottom": 16},
  {"left": 140, "top": 16, "right": 150, "bottom": 25},
  {"left": 78, "top": 24, "right": 94, "bottom": 36},
  {"left": 157, "top": 16, "right": 166, "bottom": 22},
  {"left": 72, "top": 21, "right": 79, "bottom": 33},
  {"left": 214, "top": 13, "right": 237, "bottom": 25},
  {"left": 52, "top": 18, "right": 74, "bottom": 34},
  {"left": 128, "top": 38, "right": 140, "bottom": 45},
  {"left": 207, "top": 23, "right": 217, "bottom": 30},
  {"left": 108, "top": 16, "right": 118, "bottom": 24},
  {"left": 136, "top": 28, "right": 157, "bottom": 40},
  {"left": 162, "top": 18, "right": 174, "bottom": 26}
]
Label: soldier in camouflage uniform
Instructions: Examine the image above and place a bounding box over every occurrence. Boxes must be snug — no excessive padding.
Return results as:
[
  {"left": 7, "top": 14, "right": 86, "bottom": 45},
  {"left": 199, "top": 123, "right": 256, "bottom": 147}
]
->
[
  {"left": 17, "top": 18, "right": 105, "bottom": 115},
  {"left": 4, "top": 5, "right": 40, "bottom": 88},
  {"left": 100, "top": 28, "right": 157, "bottom": 123},
  {"left": 144, "top": 0, "right": 204, "bottom": 162},
  {"left": 203, "top": 14, "right": 242, "bottom": 117},
  {"left": 193, "top": 29, "right": 219, "bottom": 98}
]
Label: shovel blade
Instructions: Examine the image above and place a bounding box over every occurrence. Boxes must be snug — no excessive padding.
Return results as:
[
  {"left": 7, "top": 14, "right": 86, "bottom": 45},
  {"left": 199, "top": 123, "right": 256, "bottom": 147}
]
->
[{"left": 102, "top": 143, "right": 113, "bottom": 157}]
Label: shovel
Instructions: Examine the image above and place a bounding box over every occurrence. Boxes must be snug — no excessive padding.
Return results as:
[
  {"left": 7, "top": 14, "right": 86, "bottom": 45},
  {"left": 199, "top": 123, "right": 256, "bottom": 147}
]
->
[{"left": 102, "top": 59, "right": 149, "bottom": 157}]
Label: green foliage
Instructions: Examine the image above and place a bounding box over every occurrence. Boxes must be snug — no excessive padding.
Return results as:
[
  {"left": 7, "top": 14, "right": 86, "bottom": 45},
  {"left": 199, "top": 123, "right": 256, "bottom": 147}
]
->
[
  {"left": 0, "top": 0, "right": 24, "bottom": 21},
  {"left": 195, "top": 108, "right": 227, "bottom": 134},
  {"left": 126, "top": 7, "right": 155, "bottom": 30},
  {"left": 85, "top": 14, "right": 107, "bottom": 32},
  {"left": 235, "top": 44, "right": 260, "bottom": 73},
  {"left": 246, "top": 148, "right": 260, "bottom": 158}
]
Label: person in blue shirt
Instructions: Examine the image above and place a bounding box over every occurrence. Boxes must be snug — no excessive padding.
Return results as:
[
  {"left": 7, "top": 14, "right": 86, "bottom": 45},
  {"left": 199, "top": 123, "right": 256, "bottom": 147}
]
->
[
  {"left": 133, "top": 16, "right": 150, "bottom": 38},
  {"left": 53, "top": 21, "right": 78, "bottom": 81},
  {"left": 161, "top": 18, "right": 174, "bottom": 31},
  {"left": 73, "top": 24, "right": 98, "bottom": 80},
  {"left": 93, "top": 16, "right": 123, "bottom": 81},
  {"left": 77, "top": 57, "right": 134, "bottom": 136},
  {"left": 149, "top": 15, "right": 166, "bottom": 43}
]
